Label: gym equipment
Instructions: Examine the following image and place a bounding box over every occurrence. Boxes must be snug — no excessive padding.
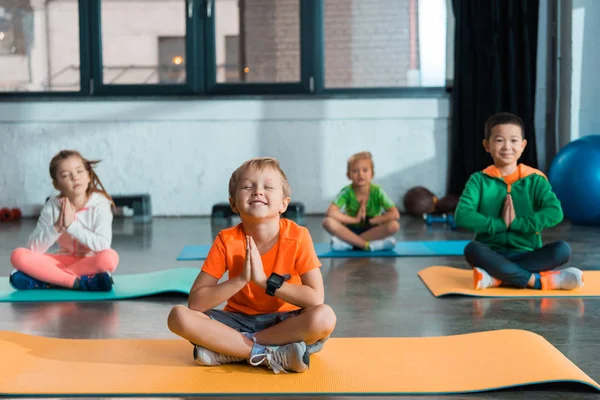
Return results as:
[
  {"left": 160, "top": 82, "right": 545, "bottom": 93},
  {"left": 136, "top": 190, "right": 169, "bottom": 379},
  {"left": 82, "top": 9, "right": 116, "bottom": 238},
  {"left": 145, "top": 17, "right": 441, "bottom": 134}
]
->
[
  {"left": 177, "top": 240, "right": 470, "bottom": 260},
  {"left": 548, "top": 135, "right": 600, "bottom": 225},
  {"left": 419, "top": 266, "right": 599, "bottom": 298},
  {"left": 0, "top": 330, "right": 597, "bottom": 395},
  {"left": 403, "top": 187, "right": 438, "bottom": 217},
  {"left": 424, "top": 213, "right": 457, "bottom": 230},
  {"left": 0, "top": 268, "right": 197, "bottom": 302}
]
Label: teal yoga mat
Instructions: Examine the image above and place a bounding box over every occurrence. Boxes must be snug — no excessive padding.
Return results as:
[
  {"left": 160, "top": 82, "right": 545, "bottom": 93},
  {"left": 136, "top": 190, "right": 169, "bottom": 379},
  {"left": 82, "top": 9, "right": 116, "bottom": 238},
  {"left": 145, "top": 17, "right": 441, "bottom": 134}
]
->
[
  {"left": 0, "top": 268, "right": 198, "bottom": 302},
  {"left": 177, "top": 240, "right": 470, "bottom": 261}
]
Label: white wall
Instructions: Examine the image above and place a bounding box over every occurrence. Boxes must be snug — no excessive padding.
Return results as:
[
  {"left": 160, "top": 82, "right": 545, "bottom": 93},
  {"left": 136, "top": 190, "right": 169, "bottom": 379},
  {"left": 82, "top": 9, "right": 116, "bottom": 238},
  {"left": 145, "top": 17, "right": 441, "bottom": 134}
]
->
[
  {"left": 556, "top": 0, "right": 600, "bottom": 147},
  {"left": 534, "top": 0, "right": 548, "bottom": 171},
  {"left": 0, "top": 98, "right": 450, "bottom": 217},
  {"left": 570, "top": 0, "right": 600, "bottom": 140}
]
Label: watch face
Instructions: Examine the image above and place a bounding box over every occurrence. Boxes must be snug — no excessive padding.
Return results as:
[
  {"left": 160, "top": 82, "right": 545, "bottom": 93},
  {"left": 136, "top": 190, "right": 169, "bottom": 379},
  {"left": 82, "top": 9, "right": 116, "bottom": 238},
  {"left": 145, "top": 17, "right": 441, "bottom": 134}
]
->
[{"left": 270, "top": 274, "right": 285, "bottom": 286}]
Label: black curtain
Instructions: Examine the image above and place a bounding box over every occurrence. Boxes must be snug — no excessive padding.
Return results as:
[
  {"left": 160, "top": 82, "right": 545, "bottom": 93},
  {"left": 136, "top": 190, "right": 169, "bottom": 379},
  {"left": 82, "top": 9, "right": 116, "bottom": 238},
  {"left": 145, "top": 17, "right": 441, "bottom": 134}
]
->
[{"left": 449, "top": 0, "right": 540, "bottom": 196}]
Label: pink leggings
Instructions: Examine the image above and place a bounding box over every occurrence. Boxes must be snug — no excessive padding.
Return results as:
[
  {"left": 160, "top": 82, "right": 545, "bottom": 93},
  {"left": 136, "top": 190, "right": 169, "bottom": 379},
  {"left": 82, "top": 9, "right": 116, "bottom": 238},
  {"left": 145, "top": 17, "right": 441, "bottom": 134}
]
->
[{"left": 10, "top": 248, "right": 119, "bottom": 289}]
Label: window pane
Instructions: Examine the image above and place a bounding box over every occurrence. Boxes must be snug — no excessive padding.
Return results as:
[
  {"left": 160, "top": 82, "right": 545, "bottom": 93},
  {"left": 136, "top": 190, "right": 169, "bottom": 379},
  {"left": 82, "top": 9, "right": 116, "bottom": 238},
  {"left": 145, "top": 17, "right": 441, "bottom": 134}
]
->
[
  {"left": 215, "top": 0, "right": 300, "bottom": 84},
  {"left": 324, "top": 0, "right": 447, "bottom": 88},
  {"left": 0, "top": 0, "right": 80, "bottom": 92},
  {"left": 101, "top": 0, "right": 186, "bottom": 85}
]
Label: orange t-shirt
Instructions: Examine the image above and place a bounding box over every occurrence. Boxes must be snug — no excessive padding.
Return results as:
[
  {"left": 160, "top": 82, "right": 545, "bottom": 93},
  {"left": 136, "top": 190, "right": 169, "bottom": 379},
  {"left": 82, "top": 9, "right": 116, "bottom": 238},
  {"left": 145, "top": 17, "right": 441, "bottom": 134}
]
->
[{"left": 201, "top": 219, "right": 322, "bottom": 315}]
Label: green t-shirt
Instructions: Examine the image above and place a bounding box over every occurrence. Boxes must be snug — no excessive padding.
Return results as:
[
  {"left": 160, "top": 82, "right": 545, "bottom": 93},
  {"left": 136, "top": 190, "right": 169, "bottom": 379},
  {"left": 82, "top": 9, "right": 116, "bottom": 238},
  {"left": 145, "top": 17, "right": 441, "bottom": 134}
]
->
[{"left": 332, "top": 183, "right": 396, "bottom": 219}]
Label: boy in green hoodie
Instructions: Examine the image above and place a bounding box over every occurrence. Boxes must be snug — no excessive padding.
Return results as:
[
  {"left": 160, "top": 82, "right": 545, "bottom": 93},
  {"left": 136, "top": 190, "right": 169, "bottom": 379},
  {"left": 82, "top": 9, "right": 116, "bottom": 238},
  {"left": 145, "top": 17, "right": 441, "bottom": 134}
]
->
[{"left": 454, "top": 112, "right": 583, "bottom": 291}]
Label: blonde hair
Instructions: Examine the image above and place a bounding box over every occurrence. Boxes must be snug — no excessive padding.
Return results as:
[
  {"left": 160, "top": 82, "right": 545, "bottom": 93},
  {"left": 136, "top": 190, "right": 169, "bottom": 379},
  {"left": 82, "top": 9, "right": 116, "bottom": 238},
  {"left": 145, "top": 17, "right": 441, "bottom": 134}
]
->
[
  {"left": 49, "top": 150, "right": 115, "bottom": 208},
  {"left": 347, "top": 151, "right": 374, "bottom": 175},
  {"left": 229, "top": 157, "right": 291, "bottom": 199}
]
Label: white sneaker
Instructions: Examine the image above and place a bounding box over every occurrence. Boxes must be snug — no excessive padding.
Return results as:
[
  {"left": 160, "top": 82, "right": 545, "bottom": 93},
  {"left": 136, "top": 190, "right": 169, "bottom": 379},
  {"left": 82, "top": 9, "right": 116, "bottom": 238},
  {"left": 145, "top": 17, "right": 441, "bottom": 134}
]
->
[
  {"left": 473, "top": 267, "right": 501, "bottom": 290},
  {"left": 369, "top": 236, "right": 396, "bottom": 251},
  {"left": 193, "top": 345, "right": 244, "bottom": 365},
  {"left": 331, "top": 236, "right": 352, "bottom": 251}
]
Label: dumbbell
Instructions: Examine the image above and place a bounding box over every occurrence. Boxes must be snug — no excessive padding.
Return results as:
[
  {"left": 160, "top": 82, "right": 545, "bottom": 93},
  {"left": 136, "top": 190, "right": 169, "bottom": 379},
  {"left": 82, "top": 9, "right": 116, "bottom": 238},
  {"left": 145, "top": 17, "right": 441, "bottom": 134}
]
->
[
  {"left": 0, "top": 208, "right": 22, "bottom": 223},
  {"left": 423, "top": 213, "right": 457, "bottom": 230}
]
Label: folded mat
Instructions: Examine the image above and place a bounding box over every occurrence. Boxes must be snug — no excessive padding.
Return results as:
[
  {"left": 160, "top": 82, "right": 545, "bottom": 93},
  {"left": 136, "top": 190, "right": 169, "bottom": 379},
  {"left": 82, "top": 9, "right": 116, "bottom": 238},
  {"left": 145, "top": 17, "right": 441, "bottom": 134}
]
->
[
  {"left": 177, "top": 240, "right": 470, "bottom": 260},
  {"left": 419, "top": 266, "right": 600, "bottom": 297},
  {"left": 0, "top": 329, "right": 597, "bottom": 396},
  {"left": 0, "top": 268, "right": 198, "bottom": 302}
]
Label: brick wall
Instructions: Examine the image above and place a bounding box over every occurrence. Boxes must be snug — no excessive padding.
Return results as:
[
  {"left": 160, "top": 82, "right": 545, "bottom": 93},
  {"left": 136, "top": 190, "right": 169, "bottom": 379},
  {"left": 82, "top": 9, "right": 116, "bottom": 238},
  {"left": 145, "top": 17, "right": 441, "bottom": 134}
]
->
[
  {"left": 243, "top": 0, "right": 300, "bottom": 83},
  {"left": 243, "top": 0, "right": 418, "bottom": 87},
  {"left": 326, "top": 0, "right": 419, "bottom": 87}
]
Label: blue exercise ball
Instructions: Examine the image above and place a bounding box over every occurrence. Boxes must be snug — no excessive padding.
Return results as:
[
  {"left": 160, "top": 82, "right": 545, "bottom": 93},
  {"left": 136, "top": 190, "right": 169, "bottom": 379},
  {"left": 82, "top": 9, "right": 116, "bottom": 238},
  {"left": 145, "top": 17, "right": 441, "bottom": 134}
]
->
[{"left": 548, "top": 135, "right": 600, "bottom": 225}]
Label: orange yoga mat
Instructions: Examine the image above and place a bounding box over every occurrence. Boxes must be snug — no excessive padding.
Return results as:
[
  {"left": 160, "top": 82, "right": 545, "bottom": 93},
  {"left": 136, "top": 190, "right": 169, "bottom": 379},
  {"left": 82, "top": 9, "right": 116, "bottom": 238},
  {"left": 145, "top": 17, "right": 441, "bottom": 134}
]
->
[
  {"left": 419, "top": 266, "right": 600, "bottom": 298},
  {"left": 0, "top": 329, "right": 598, "bottom": 396}
]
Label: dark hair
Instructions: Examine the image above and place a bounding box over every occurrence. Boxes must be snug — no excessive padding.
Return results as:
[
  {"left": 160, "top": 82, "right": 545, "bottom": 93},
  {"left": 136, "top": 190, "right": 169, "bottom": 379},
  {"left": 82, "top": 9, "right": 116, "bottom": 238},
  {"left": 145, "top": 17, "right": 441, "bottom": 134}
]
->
[
  {"left": 484, "top": 112, "right": 525, "bottom": 140},
  {"left": 49, "top": 150, "right": 115, "bottom": 208}
]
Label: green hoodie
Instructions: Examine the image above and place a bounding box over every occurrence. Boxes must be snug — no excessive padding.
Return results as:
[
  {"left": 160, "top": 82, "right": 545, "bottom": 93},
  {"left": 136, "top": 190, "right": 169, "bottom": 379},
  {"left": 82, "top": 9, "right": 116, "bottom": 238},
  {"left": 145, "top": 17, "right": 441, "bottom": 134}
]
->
[{"left": 454, "top": 164, "right": 564, "bottom": 252}]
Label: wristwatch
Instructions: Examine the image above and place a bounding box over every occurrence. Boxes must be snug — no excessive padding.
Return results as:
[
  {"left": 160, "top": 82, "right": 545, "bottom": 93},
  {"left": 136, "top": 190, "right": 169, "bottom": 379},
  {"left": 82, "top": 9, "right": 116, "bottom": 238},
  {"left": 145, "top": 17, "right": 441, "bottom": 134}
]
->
[{"left": 266, "top": 273, "right": 290, "bottom": 296}]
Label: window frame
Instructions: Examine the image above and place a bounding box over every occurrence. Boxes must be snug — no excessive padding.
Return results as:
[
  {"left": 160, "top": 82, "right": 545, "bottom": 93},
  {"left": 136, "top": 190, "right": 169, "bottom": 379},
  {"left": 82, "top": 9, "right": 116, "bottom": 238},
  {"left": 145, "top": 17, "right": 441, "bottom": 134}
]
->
[
  {"left": 203, "top": 0, "right": 315, "bottom": 95},
  {"left": 0, "top": 0, "right": 449, "bottom": 99},
  {"left": 89, "top": 0, "right": 198, "bottom": 95}
]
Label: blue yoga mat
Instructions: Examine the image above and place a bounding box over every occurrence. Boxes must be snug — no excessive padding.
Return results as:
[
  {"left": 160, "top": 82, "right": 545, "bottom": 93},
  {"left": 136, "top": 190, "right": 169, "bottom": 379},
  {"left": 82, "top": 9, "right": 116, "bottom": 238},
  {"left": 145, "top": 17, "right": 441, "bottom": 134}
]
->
[
  {"left": 0, "top": 268, "right": 198, "bottom": 303},
  {"left": 177, "top": 240, "right": 470, "bottom": 261}
]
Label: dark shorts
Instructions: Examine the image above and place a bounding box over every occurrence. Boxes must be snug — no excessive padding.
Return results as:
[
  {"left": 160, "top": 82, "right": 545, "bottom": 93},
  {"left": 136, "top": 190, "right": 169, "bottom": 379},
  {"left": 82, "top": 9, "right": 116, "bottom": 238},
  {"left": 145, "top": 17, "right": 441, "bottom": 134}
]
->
[
  {"left": 347, "top": 224, "right": 371, "bottom": 235},
  {"left": 206, "top": 309, "right": 303, "bottom": 334}
]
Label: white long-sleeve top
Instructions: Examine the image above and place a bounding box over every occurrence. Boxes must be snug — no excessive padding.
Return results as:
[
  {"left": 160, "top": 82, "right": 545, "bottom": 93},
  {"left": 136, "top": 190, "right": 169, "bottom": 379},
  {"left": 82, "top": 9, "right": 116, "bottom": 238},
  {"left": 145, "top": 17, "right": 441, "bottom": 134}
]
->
[{"left": 28, "top": 192, "right": 114, "bottom": 256}]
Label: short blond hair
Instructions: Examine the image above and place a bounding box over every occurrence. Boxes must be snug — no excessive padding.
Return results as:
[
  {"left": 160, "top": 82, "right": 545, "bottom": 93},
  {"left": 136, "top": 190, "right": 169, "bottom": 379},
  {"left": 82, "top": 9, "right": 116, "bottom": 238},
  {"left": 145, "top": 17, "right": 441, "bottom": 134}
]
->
[
  {"left": 229, "top": 157, "right": 292, "bottom": 199},
  {"left": 347, "top": 151, "right": 374, "bottom": 175}
]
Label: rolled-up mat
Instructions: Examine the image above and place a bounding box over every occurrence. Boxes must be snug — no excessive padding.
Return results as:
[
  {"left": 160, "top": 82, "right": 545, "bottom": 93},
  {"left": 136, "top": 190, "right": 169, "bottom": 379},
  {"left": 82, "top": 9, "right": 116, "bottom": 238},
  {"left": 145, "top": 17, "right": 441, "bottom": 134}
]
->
[
  {"left": 0, "top": 268, "right": 198, "bottom": 302},
  {"left": 418, "top": 266, "right": 599, "bottom": 297},
  {"left": 0, "top": 329, "right": 597, "bottom": 396}
]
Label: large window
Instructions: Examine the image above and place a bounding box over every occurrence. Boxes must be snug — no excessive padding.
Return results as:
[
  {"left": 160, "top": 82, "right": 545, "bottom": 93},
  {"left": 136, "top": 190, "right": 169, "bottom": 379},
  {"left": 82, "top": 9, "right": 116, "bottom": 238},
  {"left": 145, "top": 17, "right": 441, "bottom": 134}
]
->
[
  {"left": 100, "top": 0, "right": 187, "bottom": 85},
  {"left": 324, "top": 0, "right": 447, "bottom": 88},
  {"left": 0, "top": 0, "right": 80, "bottom": 92},
  {"left": 0, "top": 0, "right": 450, "bottom": 96},
  {"left": 214, "top": 0, "right": 301, "bottom": 84}
]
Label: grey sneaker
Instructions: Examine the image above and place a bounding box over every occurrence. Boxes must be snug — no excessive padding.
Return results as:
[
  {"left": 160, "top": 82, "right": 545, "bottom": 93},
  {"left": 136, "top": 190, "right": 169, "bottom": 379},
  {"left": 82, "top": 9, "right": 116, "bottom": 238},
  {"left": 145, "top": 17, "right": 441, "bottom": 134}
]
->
[
  {"left": 307, "top": 337, "right": 328, "bottom": 354},
  {"left": 193, "top": 345, "right": 244, "bottom": 366},
  {"left": 248, "top": 341, "right": 310, "bottom": 373}
]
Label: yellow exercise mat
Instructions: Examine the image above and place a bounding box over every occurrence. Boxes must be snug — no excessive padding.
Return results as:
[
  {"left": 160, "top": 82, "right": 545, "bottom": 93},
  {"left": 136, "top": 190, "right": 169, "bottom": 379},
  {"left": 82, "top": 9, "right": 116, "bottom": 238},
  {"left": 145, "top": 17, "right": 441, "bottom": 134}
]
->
[
  {"left": 0, "top": 330, "right": 598, "bottom": 396},
  {"left": 419, "top": 266, "right": 600, "bottom": 298}
]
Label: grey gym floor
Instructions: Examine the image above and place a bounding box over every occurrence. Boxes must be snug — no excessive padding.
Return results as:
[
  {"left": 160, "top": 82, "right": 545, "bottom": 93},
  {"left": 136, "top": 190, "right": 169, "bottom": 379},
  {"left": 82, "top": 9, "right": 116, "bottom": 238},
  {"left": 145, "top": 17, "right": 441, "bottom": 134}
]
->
[{"left": 1, "top": 215, "right": 600, "bottom": 399}]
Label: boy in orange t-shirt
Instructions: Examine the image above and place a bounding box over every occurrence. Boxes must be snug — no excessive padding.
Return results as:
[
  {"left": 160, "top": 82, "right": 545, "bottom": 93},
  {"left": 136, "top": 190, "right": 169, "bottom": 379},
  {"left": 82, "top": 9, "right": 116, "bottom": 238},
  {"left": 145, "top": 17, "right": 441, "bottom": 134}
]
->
[{"left": 167, "top": 157, "right": 337, "bottom": 374}]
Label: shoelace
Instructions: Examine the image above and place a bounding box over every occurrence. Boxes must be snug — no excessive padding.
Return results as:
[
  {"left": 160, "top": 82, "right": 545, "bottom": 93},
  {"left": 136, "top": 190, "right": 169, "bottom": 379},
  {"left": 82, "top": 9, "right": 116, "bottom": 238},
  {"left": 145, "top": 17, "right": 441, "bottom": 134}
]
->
[{"left": 249, "top": 347, "right": 287, "bottom": 374}]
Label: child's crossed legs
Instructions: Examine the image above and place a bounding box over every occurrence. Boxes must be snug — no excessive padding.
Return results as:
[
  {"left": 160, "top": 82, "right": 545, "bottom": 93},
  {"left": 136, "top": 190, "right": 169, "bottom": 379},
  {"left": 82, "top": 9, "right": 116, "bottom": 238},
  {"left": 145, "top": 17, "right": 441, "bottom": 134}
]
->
[
  {"left": 167, "top": 304, "right": 336, "bottom": 373},
  {"left": 10, "top": 248, "right": 118, "bottom": 290},
  {"left": 464, "top": 240, "right": 583, "bottom": 290},
  {"left": 322, "top": 217, "right": 399, "bottom": 251}
]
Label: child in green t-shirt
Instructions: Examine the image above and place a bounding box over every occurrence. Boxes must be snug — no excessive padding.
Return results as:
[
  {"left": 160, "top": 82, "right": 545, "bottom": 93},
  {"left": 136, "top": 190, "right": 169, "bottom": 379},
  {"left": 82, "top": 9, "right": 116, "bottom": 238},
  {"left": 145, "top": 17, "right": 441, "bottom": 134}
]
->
[
  {"left": 455, "top": 112, "right": 583, "bottom": 291},
  {"left": 323, "top": 151, "right": 400, "bottom": 251}
]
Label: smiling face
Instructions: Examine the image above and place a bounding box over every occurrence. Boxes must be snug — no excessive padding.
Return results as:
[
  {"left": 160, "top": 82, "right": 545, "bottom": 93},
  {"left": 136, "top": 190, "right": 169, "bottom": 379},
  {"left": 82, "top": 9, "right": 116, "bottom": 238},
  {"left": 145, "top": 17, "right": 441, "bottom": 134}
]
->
[
  {"left": 483, "top": 123, "right": 527, "bottom": 169},
  {"left": 52, "top": 156, "right": 91, "bottom": 198},
  {"left": 230, "top": 166, "right": 290, "bottom": 221}
]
